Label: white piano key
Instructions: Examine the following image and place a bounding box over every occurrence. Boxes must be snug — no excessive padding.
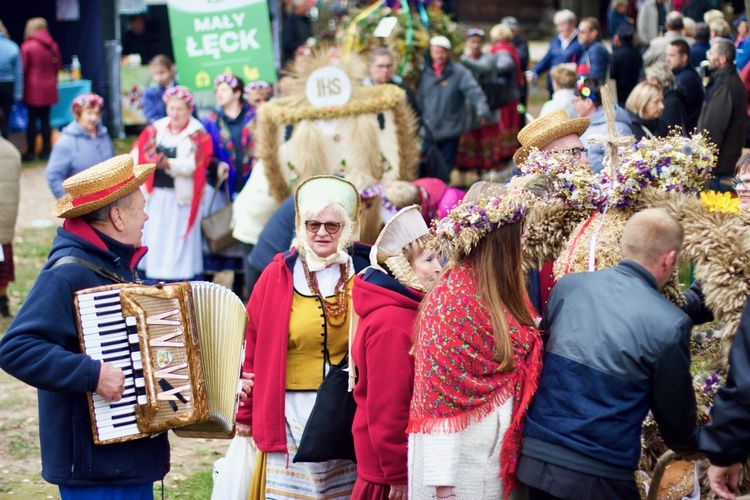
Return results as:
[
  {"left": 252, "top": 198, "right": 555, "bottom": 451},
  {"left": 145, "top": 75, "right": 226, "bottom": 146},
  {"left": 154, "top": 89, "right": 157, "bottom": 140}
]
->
[
  {"left": 78, "top": 289, "right": 120, "bottom": 300},
  {"left": 95, "top": 405, "right": 135, "bottom": 421},
  {"left": 81, "top": 314, "right": 125, "bottom": 328},
  {"left": 82, "top": 323, "right": 127, "bottom": 335},
  {"left": 86, "top": 342, "right": 129, "bottom": 356},
  {"left": 97, "top": 423, "right": 141, "bottom": 441},
  {"left": 84, "top": 333, "right": 127, "bottom": 348},
  {"left": 78, "top": 299, "right": 121, "bottom": 313},
  {"left": 93, "top": 395, "right": 135, "bottom": 409}
]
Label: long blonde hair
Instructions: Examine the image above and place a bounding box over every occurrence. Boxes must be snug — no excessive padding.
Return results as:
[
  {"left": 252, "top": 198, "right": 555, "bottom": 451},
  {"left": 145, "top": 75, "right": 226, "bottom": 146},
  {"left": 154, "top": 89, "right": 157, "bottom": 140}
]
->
[{"left": 24, "top": 17, "right": 48, "bottom": 40}]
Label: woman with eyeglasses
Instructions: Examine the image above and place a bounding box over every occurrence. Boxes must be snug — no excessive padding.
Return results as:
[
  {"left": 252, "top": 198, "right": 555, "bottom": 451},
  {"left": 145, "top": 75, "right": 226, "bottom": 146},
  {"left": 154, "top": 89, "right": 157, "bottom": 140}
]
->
[
  {"left": 572, "top": 77, "right": 633, "bottom": 172},
  {"left": 236, "top": 175, "right": 372, "bottom": 499},
  {"left": 201, "top": 73, "right": 255, "bottom": 298},
  {"left": 731, "top": 153, "right": 750, "bottom": 212}
]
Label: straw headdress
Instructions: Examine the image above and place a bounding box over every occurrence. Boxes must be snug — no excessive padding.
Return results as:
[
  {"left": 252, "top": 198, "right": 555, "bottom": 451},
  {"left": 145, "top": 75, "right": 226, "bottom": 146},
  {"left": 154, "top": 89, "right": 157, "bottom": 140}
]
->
[
  {"left": 54, "top": 155, "right": 156, "bottom": 219},
  {"left": 513, "top": 109, "right": 590, "bottom": 165},
  {"left": 370, "top": 205, "right": 431, "bottom": 290}
]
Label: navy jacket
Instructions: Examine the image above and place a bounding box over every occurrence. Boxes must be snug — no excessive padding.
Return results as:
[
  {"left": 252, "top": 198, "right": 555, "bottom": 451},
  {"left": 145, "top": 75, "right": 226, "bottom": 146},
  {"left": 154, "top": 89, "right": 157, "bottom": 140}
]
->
[
  {"left": 523, "top": 260, "right": 699, "bottom": 479},
  {"left": 0, "top": 218, "right": 170, "bottom": 486},
  {"left": 700, "top": 298, "right": 750, "bottom": 466},
  {"left": 674, "top": 65, "right": 704, "bottom": 133},
  {"left": 532, "top": 35, "right": 584, "bottom": 94},
  {"left": 578, "top": 40, "right": 611, "bottom": 83}
]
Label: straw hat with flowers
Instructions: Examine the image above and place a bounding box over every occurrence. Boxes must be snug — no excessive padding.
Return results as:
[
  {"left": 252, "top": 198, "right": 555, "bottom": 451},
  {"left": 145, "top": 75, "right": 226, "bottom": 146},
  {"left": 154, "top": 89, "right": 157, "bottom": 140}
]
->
[{"left": 54, "top": 155, "right": 156, "bottom": 219}]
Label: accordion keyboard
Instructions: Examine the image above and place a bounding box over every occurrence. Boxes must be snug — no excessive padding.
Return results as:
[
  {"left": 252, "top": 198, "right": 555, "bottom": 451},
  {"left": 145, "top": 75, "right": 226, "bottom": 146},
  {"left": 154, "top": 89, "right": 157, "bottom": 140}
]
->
[{"left": 78, "top": 288, "right": 147, "bottom": 441}]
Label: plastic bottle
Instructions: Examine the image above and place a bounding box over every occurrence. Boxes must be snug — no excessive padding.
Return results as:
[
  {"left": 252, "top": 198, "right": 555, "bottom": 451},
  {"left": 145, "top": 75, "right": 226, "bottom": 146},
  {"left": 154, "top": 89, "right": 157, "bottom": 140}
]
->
[{"left": 71, "top": 55, "right": 81, "bottom": 80}]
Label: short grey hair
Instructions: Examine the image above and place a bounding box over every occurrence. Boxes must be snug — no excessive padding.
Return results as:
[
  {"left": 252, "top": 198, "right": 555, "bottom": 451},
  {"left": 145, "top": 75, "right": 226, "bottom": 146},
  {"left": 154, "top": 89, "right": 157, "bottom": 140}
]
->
[
  {"left": 369, "top": 47, "right": 393, "bottom": 62},
  {"left": 711, "top": 37, "right": 736, "bottom": 62},
  {"left": 553, "top": 9, "right": 577, "bottom": 26},
  {"left": 645, "top": 61, "right": 675, "bottom": 88},
  {"left": 81, "top": 191, "right": 135, "bottom": 224}
]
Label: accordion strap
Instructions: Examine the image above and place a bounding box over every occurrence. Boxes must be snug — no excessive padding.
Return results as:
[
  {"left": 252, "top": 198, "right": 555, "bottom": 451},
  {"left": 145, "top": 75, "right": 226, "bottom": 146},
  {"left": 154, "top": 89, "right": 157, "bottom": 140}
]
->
[{"left": 50, "top": 256, "right": 131, "bottom": 284}]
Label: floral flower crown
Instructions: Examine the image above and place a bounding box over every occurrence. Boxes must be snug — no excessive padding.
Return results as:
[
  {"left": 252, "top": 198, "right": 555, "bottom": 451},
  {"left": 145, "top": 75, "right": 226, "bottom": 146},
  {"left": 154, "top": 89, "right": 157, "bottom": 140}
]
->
[
  {"left": 72, "top": 93, "right": 104, "bottom": 110},
  {"left": 432, "top": 190, "right": 529, "bottom": 259},
  {"left": 521, "top": 149, "right": 607, "bottom": 211},
  {"left": 576, "top": 77, "right": 595, "bottom": 100},
  {"left": 162, "top": 86, "right": 195, "bottom": 107},
  {"left": 214, "top": 74, "right": 241, "bottom": 91},
  {"left": 244, "top": 81, "right": 272, "bottom": 94},
  {"left": 605, "top": 132, "right": 716, "bottom": 208}
]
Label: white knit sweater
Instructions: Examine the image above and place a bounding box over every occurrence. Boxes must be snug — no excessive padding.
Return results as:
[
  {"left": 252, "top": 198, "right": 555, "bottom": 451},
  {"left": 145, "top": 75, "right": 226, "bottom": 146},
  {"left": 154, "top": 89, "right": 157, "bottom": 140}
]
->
[{"left": 408, "top": 398, "right": 520, "bottom": 500}]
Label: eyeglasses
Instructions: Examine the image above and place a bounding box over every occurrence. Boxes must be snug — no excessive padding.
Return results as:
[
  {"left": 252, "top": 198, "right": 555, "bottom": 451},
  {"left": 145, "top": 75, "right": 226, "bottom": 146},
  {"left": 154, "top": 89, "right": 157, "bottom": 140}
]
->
[
  {"left": 730, "top": 177, "right": 750, "bottom": 190},
  {"left": 305, "top": 220, "right": 343, "bottom": 235},
  {"left": 553, "top": 147, "right": 588, "bottom": 159},
  {"left": 466, "top": 28, "right": 485, "bottom": 37}
]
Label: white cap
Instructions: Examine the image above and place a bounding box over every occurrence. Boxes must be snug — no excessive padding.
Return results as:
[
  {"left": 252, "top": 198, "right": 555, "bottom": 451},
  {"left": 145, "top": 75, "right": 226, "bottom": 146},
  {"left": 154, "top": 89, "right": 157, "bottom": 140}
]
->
[{"left": 430, "top": 36, "right": 452, "bottom": 50}]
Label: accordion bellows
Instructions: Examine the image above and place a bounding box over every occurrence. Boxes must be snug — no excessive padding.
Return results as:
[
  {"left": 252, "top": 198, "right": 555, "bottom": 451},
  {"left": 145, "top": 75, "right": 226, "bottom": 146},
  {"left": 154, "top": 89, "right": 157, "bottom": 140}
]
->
[{"left": 75, "top": 281, "right": 247, "bottom": 445}]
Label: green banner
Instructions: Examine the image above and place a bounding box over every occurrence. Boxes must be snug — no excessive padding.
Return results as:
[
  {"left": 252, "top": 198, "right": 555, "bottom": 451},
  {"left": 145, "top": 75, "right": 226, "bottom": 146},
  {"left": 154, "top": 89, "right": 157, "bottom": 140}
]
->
[{"left": 167, "top": 0, "right": 276, "bottom": 91}]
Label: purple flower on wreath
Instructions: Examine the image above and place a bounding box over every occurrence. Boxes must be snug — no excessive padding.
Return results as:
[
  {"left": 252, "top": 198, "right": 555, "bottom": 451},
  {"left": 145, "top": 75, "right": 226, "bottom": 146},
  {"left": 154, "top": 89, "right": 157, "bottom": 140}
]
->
[{"left": 703, "top": 372, "right": 724, "bottom": 396}]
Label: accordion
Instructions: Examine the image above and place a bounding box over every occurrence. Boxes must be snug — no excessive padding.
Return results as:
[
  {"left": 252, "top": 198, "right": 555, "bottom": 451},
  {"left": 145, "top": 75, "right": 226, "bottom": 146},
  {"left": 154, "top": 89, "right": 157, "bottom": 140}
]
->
[{"left": 74, "top": 281, "right": 247, "bottom": 445}]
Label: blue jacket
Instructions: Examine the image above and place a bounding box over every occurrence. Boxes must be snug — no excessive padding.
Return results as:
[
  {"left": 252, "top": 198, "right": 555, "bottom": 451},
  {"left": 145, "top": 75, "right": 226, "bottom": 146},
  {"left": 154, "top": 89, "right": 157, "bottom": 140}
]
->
[
  {"left": 578, "top": 40, "right": 611, "bottom": 83},
  {"left": 523, "top": 260, "right": 699, "bottom": 478},
  {"left": 580, "top": 105, "right": 632, "bottom": 172},
  {"left": 201, "top": 103, "right": 255, "bottom": 198},
  {"left": 142, "top": 83, "right": 170, "bottom": 125},
  {"left": 690, "top": 40, "right": 709, "bottom": 69},
  {"left": 532, "top": 35, "right": 584, "bottom": 94},
  {"left": 0, "top": 33, "right": 22, "bottom": 100},
  {"left": 0, "top": 219, "right": 170, "bottom": 487},
  {"left": 46, "top": 121, "right": 115, "bottom": 199}
]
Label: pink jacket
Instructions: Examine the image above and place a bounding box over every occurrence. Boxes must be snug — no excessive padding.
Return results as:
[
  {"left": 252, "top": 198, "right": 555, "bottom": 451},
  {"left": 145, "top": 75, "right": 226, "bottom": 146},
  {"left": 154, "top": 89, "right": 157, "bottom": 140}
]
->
[{"left": 21, "top": 30, "right": 61, "bottom": 107}]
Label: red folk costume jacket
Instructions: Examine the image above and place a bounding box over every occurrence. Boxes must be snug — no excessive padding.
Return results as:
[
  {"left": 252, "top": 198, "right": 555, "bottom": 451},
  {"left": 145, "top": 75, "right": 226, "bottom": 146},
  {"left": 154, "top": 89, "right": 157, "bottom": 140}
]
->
[
  {"left": 236, "top": 250, "right": 302, "bottom": 453},
  {"left": 351, "top": 269, "right": 424, "bottom": 486},
  {"left": 21, "top": 29, "right": 61, "bottom": 107},
  {"left": 133, "top": 119, "right": 213, "bottom": 237}
]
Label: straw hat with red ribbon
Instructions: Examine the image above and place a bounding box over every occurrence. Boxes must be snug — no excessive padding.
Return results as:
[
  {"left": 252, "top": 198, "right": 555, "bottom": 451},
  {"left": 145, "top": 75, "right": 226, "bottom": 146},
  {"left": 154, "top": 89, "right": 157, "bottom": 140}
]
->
[{"left": 54, "top": 155, "right": 156, "bottom": 219}]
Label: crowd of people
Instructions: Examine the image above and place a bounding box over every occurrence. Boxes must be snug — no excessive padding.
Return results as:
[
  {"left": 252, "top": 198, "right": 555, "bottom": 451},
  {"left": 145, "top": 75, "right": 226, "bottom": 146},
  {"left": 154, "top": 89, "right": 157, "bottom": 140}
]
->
[{"left": 4, "top": 3, "right": 750, "bottom": 500}]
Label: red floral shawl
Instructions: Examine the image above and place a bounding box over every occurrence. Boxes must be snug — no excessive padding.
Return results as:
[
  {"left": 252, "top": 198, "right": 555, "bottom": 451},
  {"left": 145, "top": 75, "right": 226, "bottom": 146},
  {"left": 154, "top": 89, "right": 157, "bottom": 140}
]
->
[
  {"left": 134, "top": 124, "right": 213, "bottom": 237},
  {"left": 407, "top": 261, "right": 543, "bottom": 498}
]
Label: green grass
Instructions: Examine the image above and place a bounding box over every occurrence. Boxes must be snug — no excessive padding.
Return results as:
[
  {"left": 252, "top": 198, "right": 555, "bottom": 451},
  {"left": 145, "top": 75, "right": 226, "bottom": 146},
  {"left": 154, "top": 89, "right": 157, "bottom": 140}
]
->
[
  {"left": 1, "top": 226, "right": 57, "bottom": 335},
  {"left": 154, "top": 469, "right": 214, "bottom": 499}
]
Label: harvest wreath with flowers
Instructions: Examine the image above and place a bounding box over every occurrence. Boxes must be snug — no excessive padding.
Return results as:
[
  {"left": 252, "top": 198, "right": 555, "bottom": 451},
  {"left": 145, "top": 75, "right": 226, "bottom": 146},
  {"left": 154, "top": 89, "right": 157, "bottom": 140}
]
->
[{"left": 515, "top": 125, "right": 750, "bottom": 496}]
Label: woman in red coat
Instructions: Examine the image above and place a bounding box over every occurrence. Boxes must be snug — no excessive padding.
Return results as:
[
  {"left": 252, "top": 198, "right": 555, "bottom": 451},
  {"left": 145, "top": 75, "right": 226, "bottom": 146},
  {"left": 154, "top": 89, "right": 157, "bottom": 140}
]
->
[
  {"left": 20, "top": 17, "right": 61, "bottom": 162},
  {"left": 351, "top": 205, "right": 443, "bottom": 500}
]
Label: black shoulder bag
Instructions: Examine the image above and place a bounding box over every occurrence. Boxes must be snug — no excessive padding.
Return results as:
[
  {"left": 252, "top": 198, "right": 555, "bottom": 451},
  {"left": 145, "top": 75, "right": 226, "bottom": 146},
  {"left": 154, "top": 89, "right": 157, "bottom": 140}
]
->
[{"left": 293, "top": 294, "right": 357, "bottom": 463}]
